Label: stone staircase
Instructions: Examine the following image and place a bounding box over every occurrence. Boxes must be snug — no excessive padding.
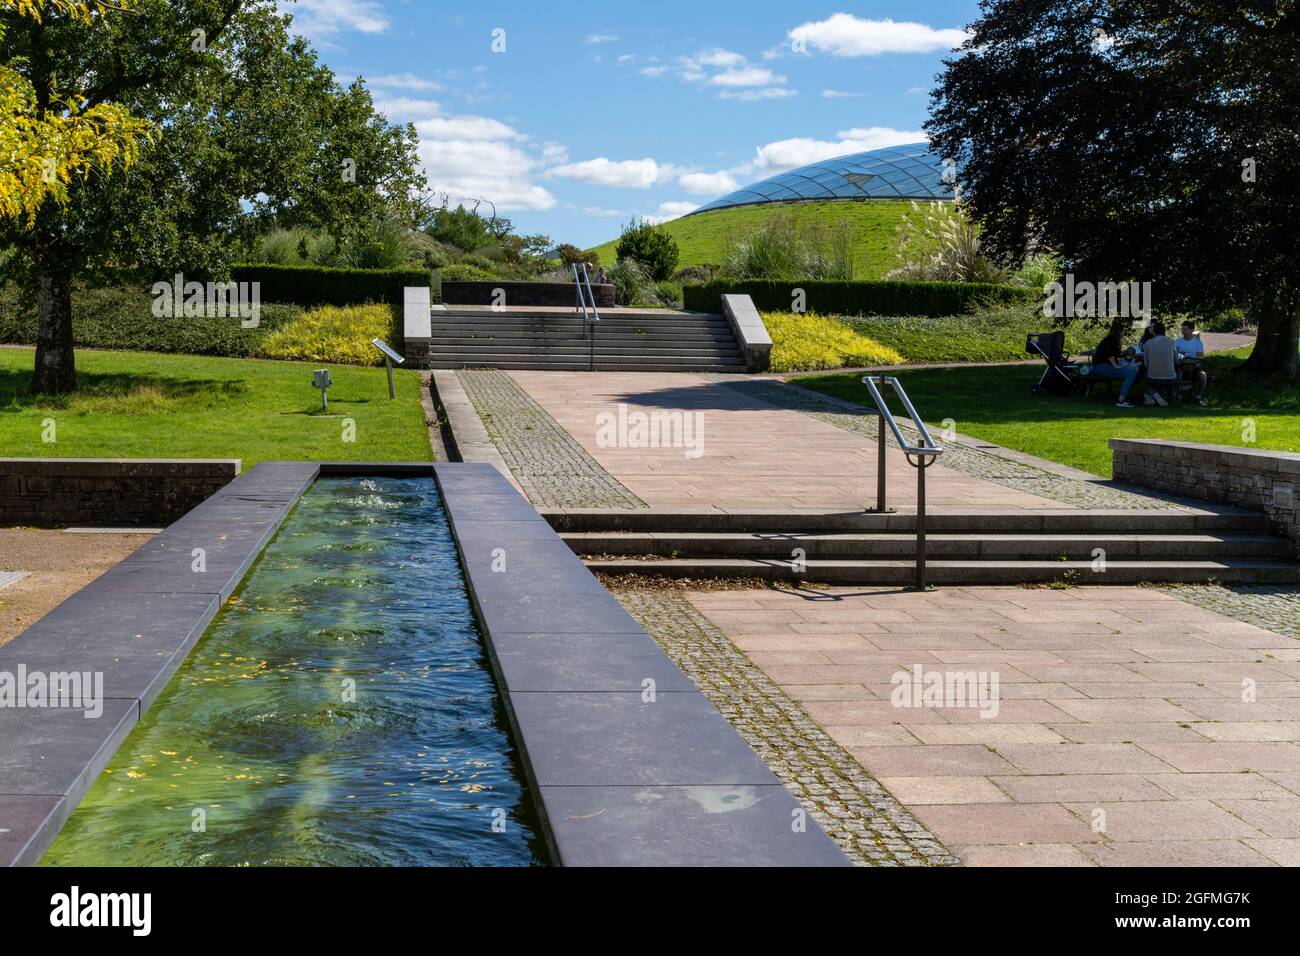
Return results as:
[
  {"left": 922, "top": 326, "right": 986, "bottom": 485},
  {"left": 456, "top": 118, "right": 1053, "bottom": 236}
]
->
[
  {"left": 424, "top": 308, "right": 747, "bottom": 372},
  {"left": 546, "top": 508, "right": 1300, "bottom": 585}
]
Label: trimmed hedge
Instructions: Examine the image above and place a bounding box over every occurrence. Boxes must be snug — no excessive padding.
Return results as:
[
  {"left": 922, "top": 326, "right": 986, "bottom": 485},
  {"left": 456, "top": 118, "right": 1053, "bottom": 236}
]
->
[
  {"left": 231, "top": 263, "right": 430, "bottom": 307},
  {"left": 0, "top": 286, "right": 302, "bottom": 357},
  {"left": 683, "top": 279, "right": 1032, "bottom": 318}
]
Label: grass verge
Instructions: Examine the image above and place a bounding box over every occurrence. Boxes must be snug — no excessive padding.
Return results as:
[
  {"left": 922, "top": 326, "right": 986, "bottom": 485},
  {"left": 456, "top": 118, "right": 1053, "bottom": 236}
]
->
[
  {"left": 793, "top": 348, "right": 1297, "bottom": 477},
  {"left": 0, "top": 348, "right": 433, "bottom": 467}
]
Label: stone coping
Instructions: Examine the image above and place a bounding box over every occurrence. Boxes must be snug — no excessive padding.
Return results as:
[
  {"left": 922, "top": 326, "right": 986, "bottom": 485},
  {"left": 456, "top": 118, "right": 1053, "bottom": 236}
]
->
[
  {"left": 1110, "top": 438, "right": 1300, "bottom": 476},
  {"left": 1, "top": 460, "right": 847, "bottom": 867},
  {"left": 721, "top": 294, "right": 773, "bottom": 373}
]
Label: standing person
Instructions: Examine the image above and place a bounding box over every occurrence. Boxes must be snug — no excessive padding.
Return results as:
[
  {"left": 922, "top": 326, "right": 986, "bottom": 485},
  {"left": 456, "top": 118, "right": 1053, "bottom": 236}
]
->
[
  {"left": 1142, "top": 321, "right": 1179, "bottom": 406},
  {"left": 1090, "top": 324, "right": 1141, "bottom": 407},
  {"left": 596, "top": 266, "right": 608, "bottom": 286},
  {"left": 1175, "top": 320, "right": 1208, "bottom": 405}
]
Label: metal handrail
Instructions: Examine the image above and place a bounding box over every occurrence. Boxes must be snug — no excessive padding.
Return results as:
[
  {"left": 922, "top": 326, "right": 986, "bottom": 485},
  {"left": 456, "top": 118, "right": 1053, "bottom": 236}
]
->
[
  {"left": 573, "top": 263, "right": 600, "bottom": 370},
  {"left": 861, "top": 375, "right": 945, "bottom": 590}
]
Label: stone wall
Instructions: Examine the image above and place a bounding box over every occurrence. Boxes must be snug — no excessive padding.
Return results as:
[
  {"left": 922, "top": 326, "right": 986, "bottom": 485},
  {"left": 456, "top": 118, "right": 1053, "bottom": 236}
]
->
[
  {"left": 0, "top": 458, "right": 239, "bottom": 527},
  {"left": 1110, "top": 439, "right": 1300, "bottom": 556}
]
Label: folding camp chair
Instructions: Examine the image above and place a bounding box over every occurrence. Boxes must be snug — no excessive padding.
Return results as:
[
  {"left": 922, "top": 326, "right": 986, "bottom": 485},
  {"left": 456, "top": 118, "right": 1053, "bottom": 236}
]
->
[{"left": 1026, "top": 331, "right": 1079, "bottom": 396}]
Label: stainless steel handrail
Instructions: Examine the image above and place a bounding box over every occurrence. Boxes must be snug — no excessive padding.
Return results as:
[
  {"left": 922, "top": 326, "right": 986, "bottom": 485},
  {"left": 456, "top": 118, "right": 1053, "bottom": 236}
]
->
[
  {"left": 861, "top": 375, "right": 945, "bottom": 590},
  {"left": 573, "top": 263, "right": 600, "bottom": 370}
]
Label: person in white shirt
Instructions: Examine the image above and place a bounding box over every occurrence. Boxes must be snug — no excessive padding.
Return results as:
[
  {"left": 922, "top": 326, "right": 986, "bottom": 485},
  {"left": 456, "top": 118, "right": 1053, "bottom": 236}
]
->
[{"left": 1175, "top": 321, "right": 1208, "bottom": 404}]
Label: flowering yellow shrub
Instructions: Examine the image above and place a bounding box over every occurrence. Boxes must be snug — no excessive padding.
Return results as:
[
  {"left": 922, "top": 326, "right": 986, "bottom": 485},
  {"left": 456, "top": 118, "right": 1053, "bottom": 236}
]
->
[
  {"left": 762, "top": 311, "right": 903, "bottom": 371},
  {"left": 258, "top": 304, "right": 398, "bottom": 366}
]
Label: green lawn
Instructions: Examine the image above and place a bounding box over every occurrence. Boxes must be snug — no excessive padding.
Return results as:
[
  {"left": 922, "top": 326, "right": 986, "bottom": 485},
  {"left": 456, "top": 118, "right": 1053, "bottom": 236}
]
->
[
  {"left": 845, "top": 310, "right": 1095, "bottom": 365},
  {"left": 0, "top": 348, "right": 433, "bottom": 467},
  {"left": 587, "top": 200, "right": 913, "bottom": 279},
  {"left": 794, "top": 349, "right": 1298, "bottom": 478}
]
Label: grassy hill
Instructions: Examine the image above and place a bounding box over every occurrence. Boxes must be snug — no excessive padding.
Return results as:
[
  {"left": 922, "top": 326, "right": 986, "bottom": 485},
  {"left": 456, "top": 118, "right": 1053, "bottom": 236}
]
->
[{"left": 587, "top": 200, "right": 914, "bottom": 280}]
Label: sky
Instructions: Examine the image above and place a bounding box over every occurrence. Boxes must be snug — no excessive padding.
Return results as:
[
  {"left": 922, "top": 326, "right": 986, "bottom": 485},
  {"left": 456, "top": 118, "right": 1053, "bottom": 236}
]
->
[{"left": 281, "top": 0, "right": 979, "bottom": 247}]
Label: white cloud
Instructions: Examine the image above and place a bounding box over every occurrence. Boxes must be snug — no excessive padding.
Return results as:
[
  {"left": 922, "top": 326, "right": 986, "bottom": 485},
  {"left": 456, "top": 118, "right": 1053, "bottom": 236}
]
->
[
  {"left": 645, "top": 201, "right": 697, "bottom": 224},
  {"left": 789, "top": 14, "right": 968, "bottom": 57},
  {"left": 678, "top": 170, "right": 739, "bottom": 195},
  {"left": 373, "top": 97, "right": 442, "bottom": 119},
  {"left": 586, "top": 33, "right": 619, "bottom": 44},
  {"left": 540, "top": 142, "right": 569, "bottom": 164},
  {"left": 640, "top": 65, "right": 670, "bottom": 78},
  {"left": 282, "top": 0, "right": 389, "bottom": 44},
  {"left": 414, "top": 115, "right": 524, "bottom": 142},
  {"left": 719, "top": 88, "right": 796, "bottom": 102},
  {"left": 546, "top": 157, "right": 674, "bottom": 189},
  {"left": 694, "top": 48, "right": 746, "bottom": 69},
  {"left": 420, "top": 138, "right": 556, "bottom": 211},
  {"left": 617, "top": 53, "right": 636, "bottom": 64},
  {"left": 750, "top": 126, "right": 926, "bottom": 173},
  {"left": 709, "top": 66, "right": 785, "bottom": 88},
  {"left": 582, "top": 206, "right": 626, "bottom": 218},
  {"left": 821, "top": 89, "right": 865, "bottom": 99},
  {"left": 367, "top": 72, "right": 442, "bottom": 92}
]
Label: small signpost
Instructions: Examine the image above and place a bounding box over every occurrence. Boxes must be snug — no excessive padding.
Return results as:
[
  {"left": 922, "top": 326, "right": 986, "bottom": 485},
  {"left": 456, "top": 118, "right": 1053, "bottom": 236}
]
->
[
  {"left": 312, "top": 368, "right": 332, "bottom": 411},
  {"left": 371, "top": 338, "right": 404, "bottom": 400}
]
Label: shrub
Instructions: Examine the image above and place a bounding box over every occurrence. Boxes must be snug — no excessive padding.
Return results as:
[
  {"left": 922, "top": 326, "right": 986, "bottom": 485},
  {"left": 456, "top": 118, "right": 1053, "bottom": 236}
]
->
[
  {"left": 0, "top": 285, "right": 302, "bottom": 357},
  {"left": 230, "top": 264, "right": 428, "bottom": 307},
  {"left": 615, "top": 217, "right": 680, "bottom": 281},
  {"left": 886, "top": 199, "right": 1009, "bottom": 283},
  {"left": 762, "top": 312, "right": 904, "bottom": 372},
  {"left": 438, "top": 263, "right": 499, "bottom": 282},
  {"left": 606, "top": 258, "right": 660, "bottom": 306},
  {"left": 258, "top": 304, "right": 400, "bottom": 366},
  {"left": 555, "top": 243, "right": 589, "bottom": 267},
  {"left": 846, "top": 304, "right": 1094, "bottom": 364},
  {"left": 683, "top": 278, "right": 1032, "bottom": 317},
  {"left": 721, "top": 212, "right": 855, "bottom": 281}
]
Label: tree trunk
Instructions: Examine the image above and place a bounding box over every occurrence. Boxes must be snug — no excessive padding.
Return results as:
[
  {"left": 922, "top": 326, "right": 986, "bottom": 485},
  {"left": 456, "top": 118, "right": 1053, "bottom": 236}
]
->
[
  {"left": 1242, "top": 298, "right": 1300, "bottom": 381},
  {"left": 31, "top": 265, "right": 77, "bottom": 394}
]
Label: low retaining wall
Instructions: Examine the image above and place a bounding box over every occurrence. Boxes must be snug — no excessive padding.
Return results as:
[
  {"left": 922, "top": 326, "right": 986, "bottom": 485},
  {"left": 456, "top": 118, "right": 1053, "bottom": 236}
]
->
[
  {"left": 1110, "top": 439, "right": 1300, "bottom": 556},
  {"left": 441, "top": 280, "right": 615, "bottom": 309},
  {"left": 721, "top": 293, "right": 772, "bottom": 372},
  {"left": 0, "top": 458, "right": 239, "bottom": 527}
]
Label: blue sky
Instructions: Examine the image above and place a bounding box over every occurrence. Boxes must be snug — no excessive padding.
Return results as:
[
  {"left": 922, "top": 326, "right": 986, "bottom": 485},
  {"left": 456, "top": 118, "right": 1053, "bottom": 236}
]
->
[{"left": 284, "top": 1, "right": 978, "bottom": 247}]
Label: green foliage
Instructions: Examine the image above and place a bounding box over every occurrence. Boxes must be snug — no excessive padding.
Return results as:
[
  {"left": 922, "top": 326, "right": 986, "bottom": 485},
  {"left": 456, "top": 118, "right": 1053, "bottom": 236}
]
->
[
  {"left": 886, "top": 200, "right": 1009, "bottom": 283},
  {"left": 846, "top": 305, "right": 1093, "bottom": 364},
  {"left": 606, "top": 258, "right": 661, "bottom": 307},
  {"left": 425, "top": 204, "right": 494, "bottom": 252},
  {"left": 0, "top": 284, "right": 301, "bottom": 357},
  {"left": 437, "top": 263, "right": 498, "bottom": 282},
  {"left": 258, "top": 303, "right": 398, "bottom": 365},
  {"left": 722, "top": 211, "right": 854, "bottom": 281},
  {"left": 683, "top": 278, "right": 1032, "bottom": 317},
  {"left": 230, "top": 264, "right": 428, "bottom": 307},
  {"left": 615, "top": 217, "right": 680, "bottom": 281},
  {"left": 555, "top": 243, "right": 589, "bottom": 267},
  {"left": 762, "top": 312, "right": 903, "bottom": 371},
  {"left": 589, "top": 201, "right": 915, "bottom": 280}
]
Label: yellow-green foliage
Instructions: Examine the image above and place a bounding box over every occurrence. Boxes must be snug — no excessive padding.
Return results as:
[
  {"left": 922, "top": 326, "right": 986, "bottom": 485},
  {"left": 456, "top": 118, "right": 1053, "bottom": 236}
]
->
[
  {"left": 258, "top": 303, "right": 398, "bottom": 366},
  {"left": 762, "top": 311, "right": 903, "bottom": 372}
]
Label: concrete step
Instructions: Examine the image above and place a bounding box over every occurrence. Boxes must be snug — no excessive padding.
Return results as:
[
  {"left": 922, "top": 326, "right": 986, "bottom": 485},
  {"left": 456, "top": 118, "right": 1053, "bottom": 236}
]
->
[
  {"left": 433, "top": 361, "right": 748, "bottom": 372},
  {"left": 583, "top": 557, "right": 1300, "bottom": 586},
  {"left": 430, "top": 345, "right": 743, "bottom": 358},
  {"left": 435, "top": 309, "right": 721, "bottom": 322},
  {"left": 428, "top": 329, "right": 738, "bottom": 341},
  {"left": 563, "top": 531, "right": 1294, "bottom": 561},
  {"left": 541, "top": 508, "right": 1275, "bottom": 535}
]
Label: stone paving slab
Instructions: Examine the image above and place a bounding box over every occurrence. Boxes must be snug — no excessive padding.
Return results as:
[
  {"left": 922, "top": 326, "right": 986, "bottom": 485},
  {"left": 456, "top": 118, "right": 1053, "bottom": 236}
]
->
[
  {"left": 685, "top": 582, "right": 1300, "bottom": 866},
  {"left": 503, "top": 370, "right": 1060, "bottom": 511}
]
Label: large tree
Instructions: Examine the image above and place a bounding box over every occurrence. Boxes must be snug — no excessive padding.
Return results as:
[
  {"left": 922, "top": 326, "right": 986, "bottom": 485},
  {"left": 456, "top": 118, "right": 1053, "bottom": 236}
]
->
[
  {"left": 0, "top": 0, "right": 424, "bottom": 393},
  {"left": 928, "top": 0, "right": 1300, "bottom": 379}
]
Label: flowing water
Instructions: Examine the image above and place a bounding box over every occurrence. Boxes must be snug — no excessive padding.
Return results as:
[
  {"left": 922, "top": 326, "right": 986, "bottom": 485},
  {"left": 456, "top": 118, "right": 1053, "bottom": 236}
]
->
[{"left": 42, "top": 477, "right": 546, "bottom": 866}]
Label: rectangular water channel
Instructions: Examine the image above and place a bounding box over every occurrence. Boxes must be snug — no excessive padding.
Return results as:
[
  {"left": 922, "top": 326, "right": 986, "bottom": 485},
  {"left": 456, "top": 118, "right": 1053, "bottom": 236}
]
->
[{"left": 41, "top": 476, "right": 547, "bottom": 866}]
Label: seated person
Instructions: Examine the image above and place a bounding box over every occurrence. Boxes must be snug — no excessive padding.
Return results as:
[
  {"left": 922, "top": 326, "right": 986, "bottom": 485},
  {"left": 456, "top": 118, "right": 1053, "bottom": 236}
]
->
[
  {"left": 1142, "top": 321, "right": 1179, "bottom": 406},
  {"left": 1089, "top": 325, "right": 1140, "bottom": 407},
  {"left": 1175, "top": 320, "right": 1208, "bottom": 405}
]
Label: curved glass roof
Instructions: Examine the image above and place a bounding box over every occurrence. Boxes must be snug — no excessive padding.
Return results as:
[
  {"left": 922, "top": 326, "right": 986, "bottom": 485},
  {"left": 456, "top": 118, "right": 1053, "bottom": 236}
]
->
[{"left": 691, "top": 142, "right": 955, "bottom": 215}]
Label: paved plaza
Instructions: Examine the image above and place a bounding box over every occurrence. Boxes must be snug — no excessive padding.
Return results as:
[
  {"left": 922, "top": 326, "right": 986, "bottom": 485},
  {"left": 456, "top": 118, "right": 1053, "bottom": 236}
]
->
[{"left": 449, "top": 366, "right": 1300, "bottom": 866}]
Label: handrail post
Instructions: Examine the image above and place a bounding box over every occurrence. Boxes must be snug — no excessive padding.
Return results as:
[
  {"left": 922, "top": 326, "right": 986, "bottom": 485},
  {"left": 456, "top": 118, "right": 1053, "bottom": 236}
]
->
[
  {"left": 876, "top": 411, "right": 887, "bottom": 513},
  {"left": 916, "top": 458, "right": 928, "bottom": 591}
]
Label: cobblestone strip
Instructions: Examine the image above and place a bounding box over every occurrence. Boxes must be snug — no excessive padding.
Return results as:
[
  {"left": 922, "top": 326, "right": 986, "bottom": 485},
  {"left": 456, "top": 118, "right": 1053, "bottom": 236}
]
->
[
  {"left": 457, "top": 369, "right": 645, "bottom": 509},
  {"left": 1158, "top": 585, "right": 1300, "bottom": 640},
  {"left": 721, "top": 378, "right": 1182, "bottom": 511},
  {"left": 616, "top": 588, "right": 958, "bottom": 866}
]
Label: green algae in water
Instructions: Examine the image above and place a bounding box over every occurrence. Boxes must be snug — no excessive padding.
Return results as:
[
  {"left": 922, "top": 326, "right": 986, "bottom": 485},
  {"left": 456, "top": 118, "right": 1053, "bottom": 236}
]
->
[{"left": 42, "top": 477, "right": 546, "bottom": 866}]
